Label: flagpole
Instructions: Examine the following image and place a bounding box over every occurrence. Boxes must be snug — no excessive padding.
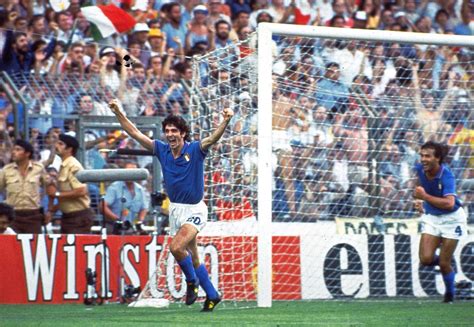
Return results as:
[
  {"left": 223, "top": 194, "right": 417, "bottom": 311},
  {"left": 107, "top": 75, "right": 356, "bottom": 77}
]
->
[{"left": 65, "top": 18, "right": 78, "bottom": 52}]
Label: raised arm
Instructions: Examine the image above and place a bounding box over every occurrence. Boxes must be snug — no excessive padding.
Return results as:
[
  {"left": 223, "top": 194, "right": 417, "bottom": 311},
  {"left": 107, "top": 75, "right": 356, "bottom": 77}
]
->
[
  {"left": 108, "top": 99, "right": 154, "bottom": 151},
  {"left": 411, "top": 62, "right": 424, "bottom": 112},
  {"left": 200, "top": 108, "right": 234, "bottom": 152},
  {"left": 436, "top": 70, "right": 455, "bottom": 113}
]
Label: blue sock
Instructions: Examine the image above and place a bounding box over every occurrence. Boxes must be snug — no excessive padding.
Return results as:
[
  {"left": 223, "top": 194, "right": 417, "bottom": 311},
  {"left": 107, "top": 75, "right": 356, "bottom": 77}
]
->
[
  {"left": 195, "top": 264, "right": 218, "bottom": 299},
  {"left": 178, "top": 255, "right": 197, "bottom": 284},
  {"left": 443, "top": 271, "right": 455, "bottom": 295}
]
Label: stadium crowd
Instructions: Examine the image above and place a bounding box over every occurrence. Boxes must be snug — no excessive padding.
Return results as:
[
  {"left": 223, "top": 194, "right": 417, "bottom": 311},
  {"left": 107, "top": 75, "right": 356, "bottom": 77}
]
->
[{"left": 0, "top": 0, "right": 472, "bottom": 233}]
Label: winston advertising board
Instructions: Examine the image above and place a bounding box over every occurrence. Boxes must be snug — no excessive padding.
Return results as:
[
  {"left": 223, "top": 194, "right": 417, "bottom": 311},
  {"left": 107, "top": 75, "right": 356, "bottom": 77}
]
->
[{"left": 0, "top": 234, "right": 472, "bottom": 303}]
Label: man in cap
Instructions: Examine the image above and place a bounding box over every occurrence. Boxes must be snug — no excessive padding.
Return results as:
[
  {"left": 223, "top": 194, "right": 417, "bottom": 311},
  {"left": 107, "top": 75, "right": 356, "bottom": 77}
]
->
[
  {"left": 149, "top": 28, "right": 165, "bottom": 57},
  {"left": 99, "top": 46, "right": 120, "bottom": 92},
  {"left": 131, "top": 23, "right": 151, "bottom": 65},
  {"left": 47, "top": 134, "right": 94, "bottom": 234},
  {"left": 0, "top": 139, "right": 52, "bottom": 233}
]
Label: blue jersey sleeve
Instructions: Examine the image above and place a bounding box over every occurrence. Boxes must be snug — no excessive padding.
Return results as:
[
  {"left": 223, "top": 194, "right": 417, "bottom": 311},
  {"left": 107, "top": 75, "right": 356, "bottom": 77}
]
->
[
  {"left": 195, "top": 141, "right": 208, "bottom": 159},
  {"left": 442, "top": 170, "right": 456, "bottom": 196},
  {"left": 153, "top": 139, "right": 165, "bottom": 154}
]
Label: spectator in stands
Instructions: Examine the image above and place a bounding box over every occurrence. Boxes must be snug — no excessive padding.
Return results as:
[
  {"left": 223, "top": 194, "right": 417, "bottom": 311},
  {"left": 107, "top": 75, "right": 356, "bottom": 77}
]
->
[
  {"left": 101, "top": 161, "right": 148, "bottom": 234},
  {"left": 233, "top": 92, "right": 257, "bottom": 136},
  {"left": 28, "top": 82, "right": 54, "bottom": 134},
  {"left": 454, "top": 0, "right": 473, "bottom": 35},
  {"left": 0, "top": 203, "right": 16, "bottom": 235},
  {"left": 414, "top": 15, "right": 435, "bottom": 33},
  {"left": 379, "top": 143, "right": 410, "bottom": 184},
  {"left": 148, "top": 28, "right": 165, "bottom": 57},
  {"left": 326, "top": 0, "right": 353, "bottom": 27},
  {"left": 403, "top": 0, "right": 420, "bottom": 25},
  {"left": 319, "top": 142, "right": 351, "bottom": 218},
  {"left": 307, "top": 105, "right": 334, "bottom": 147},
  {"left": 315, "top": 62, "right": 349, "bottom": 115},
  {"left": 1, "top": 12, "right": 58, "bottom": 83},
  {"left": 210, "top": 19, "right": 238, "bottom": 71},
  {"left": 358, "top": 0, "right": 380, "bottom": 29},
  {"left": 162, "top": 2, "right": 188, "bottom": 51},
  {"left": 413, "top": 63, "right": 454, "bottom": 141},
  {"left": 215, "top": 163, "right": 255, "bottom": 221},
  {"left": 55, "top": 10, "right": 81, "bottom": 43},
  {"left": 207, "top": 0, "right": 232, "bottom": 27},
  {"left": 119, "top": 63, "right": 146, "bottom": 116},
  {"left": 185, "top": 5, "right": 212, "bottom": 54},
  {"left": 131, "top": 23, "right": 151, "bottom": 67},
  {"left": 47, "top": 134, "right": 94, "bottom": 234},
  {"left": 328, "top": 14, "right": 347, "bottom": 27},
  {"left": 353, "top": 10, "right": 369, "bottom": 29},
  {"left": 273, "top": 140, "right": 308, "bottom": 221},
  {"left": 433, "top": 9, "right": 454, "bottom": 34},
  {"left": 57, "top": 41, "right": 85, "bottom": 74},
  {"left": 230, "top": 10, "right": 251, "bottom": 43},
  {"left": 335, "top": 109, "right": 369, "bottom": 188},
  {"left": 297, "top": 173, "right": 327, "bottom": 222},
  {"left": 28, "top": 14, "right": 48, "bottom": 42},
  {"left": 94, "top": 86, "right": 117, "bottom": 117},
  {"left": 0, "top": 139, "right": 52, "bottom": 233},
  {"left": 399, "top": 128, "right": 420, "bottom": 165},
  {"left": 99, "top": 46, "right": 120, "bottom": 92},
  {"left": 229, "top": 0, "right": 252, "bottom": 19}
]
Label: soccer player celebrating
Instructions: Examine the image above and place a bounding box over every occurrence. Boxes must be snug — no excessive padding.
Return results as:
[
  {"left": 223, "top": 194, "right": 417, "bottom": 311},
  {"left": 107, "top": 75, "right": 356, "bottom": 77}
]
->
[
  {"left": 108, "top": 99, "right": 233, "bottom": 311},
  {"left": 414, "top": 141, "right": 467, "bottom": 303}
]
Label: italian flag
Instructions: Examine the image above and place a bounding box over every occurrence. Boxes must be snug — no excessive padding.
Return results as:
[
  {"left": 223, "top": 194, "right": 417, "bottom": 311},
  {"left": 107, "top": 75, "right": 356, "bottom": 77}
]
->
[
  {"left": 294, "top": 0, "right": 312, "bottom": 25},
  {"left": 81, "top": 4, "right": 136, "bottom": 40}
]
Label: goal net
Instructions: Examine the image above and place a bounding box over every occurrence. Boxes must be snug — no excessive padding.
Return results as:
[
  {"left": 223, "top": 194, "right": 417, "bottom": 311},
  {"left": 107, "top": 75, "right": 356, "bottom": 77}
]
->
[{"left": 137, "top": 24, "right": 474, "bottom": 308}]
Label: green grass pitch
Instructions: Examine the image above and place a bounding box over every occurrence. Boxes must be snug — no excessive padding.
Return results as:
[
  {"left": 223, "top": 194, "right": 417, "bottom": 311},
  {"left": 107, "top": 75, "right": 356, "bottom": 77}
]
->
[{"left": 1, "top": 299, "right": 473, "bottom": 326}]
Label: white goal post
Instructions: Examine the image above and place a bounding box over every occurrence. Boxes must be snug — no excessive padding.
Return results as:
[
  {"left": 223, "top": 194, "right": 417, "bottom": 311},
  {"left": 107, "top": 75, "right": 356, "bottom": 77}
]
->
[{"left": 256, "top": 23, "right": 474, "bottom": 308}]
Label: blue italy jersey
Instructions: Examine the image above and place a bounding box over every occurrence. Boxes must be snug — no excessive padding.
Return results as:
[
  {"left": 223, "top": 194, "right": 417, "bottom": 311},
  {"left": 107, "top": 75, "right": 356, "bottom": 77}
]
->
[
  {"left": 154, "top": 140, "right": 207, "bottom": 204},
  {"left": 415, "top": 163, "right": 462, "bottom": 215}
]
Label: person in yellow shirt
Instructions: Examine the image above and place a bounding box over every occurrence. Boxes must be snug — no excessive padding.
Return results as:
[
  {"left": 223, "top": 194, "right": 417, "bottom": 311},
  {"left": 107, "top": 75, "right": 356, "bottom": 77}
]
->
[
  {"left": 0, "top": 139, "right": 51, "bottom": 233},
  {"left": 47, "top": 134, "right": 94, "bottom": 234}
]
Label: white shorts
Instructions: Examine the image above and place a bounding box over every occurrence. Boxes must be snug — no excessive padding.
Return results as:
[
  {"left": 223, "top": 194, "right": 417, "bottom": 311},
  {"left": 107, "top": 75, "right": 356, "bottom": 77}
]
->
[
  {"left": 420, "top": 207, "right": 467, "bottom": 240},
  {"left": 169, "top": 201, "right": 208, "bottom": 236}
]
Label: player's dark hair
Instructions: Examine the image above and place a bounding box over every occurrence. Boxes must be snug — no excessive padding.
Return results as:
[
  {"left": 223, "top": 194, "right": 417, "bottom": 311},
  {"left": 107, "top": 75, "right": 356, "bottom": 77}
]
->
[
  {"left": 421, "top": 141, "right": 449, "bottom": 164},
  {"left": 162, "top": 115, "right": 191, "bottom": 142},
  {"left": 0, "top": 203, "right": 15, "bottom": 222}
]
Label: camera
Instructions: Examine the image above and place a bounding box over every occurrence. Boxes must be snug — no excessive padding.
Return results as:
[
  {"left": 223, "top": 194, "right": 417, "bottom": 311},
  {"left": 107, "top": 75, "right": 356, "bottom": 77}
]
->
[
  {"left": 151, "top": 192, "right": 167, "bottom": 207},
  {"left": 122, "top": 284, "right": 141, "bottom": 304},
  {"left": 84, "top": 268, "right": 102, "bottom": 305},
  {"left": 86, "top": 268, "right": 96, "bottom": 286},
  {"left": 112, "top": 220, "right": 133, "bottom": 235}
]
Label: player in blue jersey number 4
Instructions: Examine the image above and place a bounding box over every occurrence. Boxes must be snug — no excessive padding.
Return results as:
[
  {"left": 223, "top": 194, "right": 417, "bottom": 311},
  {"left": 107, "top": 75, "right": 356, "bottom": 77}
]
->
[
  {"left": 109, "top": 99, "right": 233, "bottom": 312},
  {"left": 413, "top": 141, "right": 467, "bottom": 303}
]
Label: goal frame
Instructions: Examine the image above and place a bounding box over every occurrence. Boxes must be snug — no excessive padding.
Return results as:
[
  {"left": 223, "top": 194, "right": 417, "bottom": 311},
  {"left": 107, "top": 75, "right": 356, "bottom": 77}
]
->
[{"left": 256, "top": 23, "right": 474, "bottom": 308}]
